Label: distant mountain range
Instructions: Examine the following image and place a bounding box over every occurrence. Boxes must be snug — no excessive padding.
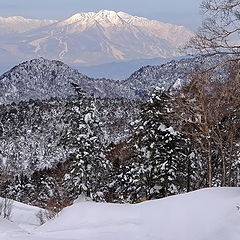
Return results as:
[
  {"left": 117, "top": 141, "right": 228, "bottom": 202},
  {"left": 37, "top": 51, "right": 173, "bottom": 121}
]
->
[
  {"left": 0, "top": 10, "right": 193, "bottom": 69},
  {"left": 0, "top": 16, "right": 57, "bottom": 34}
]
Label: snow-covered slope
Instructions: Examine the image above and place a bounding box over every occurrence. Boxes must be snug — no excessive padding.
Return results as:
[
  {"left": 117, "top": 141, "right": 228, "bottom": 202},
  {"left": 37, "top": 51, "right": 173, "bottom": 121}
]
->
[
  {"left": 0, "top": 197, "right": 43, "bottom": 232},
  {"left": 0, "top": 16, "right": 56, "bottom": 34},
  {"left": 0, "top": 10, "right": 193, "bottom": 67},
  {"left": 0, "top": 56, "right": 228, "bottom": 104},
  {"left": 1, "top": 188, "right": 240, "bottom": 240},
  {"left": 0, "top": 58, "right": 133, "bottom": 104},
  {"left": 123, "top": 55, "right": 230, "bottom": 96},
  {"left": 0, "top": 219, "right": 26, "bottom": 239},
  {"left": 35, "top": 188, "right": 240, "bottom": 240}
]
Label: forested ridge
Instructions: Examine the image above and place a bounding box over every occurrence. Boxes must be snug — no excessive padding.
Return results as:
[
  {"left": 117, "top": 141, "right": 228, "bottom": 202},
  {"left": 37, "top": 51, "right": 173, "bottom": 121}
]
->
[{"left": 0, "top": 0, "right": 240, "bottom": 215}]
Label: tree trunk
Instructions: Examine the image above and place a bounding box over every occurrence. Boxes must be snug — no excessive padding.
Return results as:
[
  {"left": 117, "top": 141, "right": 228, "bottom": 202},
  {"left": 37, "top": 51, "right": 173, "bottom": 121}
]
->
[
  {"left": 187, "top": 158, "right": 191, "bottom": 192},
  {"left": 207, "top": 141, "right": 212, "bottom": 187},
  {"left": 221, "top": 155, "right": 227, "bottom": 187}
]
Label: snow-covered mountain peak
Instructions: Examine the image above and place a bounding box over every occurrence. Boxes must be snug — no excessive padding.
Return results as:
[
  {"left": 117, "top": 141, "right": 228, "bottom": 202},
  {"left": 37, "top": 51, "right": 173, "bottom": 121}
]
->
[
  {"left": 96, "top": 9, "right": 119, "bottom": 17},
  {"left": 58, "top": 10, "right": 193, "bottom": 37},
  {"left": 62, "top": 10, "right": 125, "bottom": 26},
  {"left": 62, "top": 12, "right": 96, "bottom": 24},
  {"left": 94, "top": 10, "right": 123, "bottom": 24},
  {"left": 0, "top": 11, "right": 194, "bottom": 67},
  {"left": 62, "top": 10, "right": 162, "bottom": 26},
  {"left": 0, "top": 16, "right": 25, "bottom": 21},
  {"left": 117, "top": 11, "right": 133, "bottom": 20}
]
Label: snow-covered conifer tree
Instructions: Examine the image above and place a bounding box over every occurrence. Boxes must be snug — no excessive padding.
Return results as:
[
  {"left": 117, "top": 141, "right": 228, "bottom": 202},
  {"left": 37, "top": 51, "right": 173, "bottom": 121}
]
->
[
  {"left": 62, "top": 83, "right": 109, "bottom": 201},
  {"left": 130, "top": 87, "right": 187, "bottom": 199}
]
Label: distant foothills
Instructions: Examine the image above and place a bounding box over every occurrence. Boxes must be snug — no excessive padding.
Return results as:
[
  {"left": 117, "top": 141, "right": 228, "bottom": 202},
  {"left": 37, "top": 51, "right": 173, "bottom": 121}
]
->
[{"left": 0, "top": 55, "right": 226, "bottom": 104}]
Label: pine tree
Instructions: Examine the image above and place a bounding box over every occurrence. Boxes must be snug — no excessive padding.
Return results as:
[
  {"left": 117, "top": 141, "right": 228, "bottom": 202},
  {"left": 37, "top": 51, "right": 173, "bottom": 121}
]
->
[
  {"left": 6, "top": 174, "right": 33, "bottom": 204},
  {"left": 130, "top": 87, "right": 188, "bottom": 200},
  {"left": 62, "top": 83, "right": 109, "bottom": 201}
]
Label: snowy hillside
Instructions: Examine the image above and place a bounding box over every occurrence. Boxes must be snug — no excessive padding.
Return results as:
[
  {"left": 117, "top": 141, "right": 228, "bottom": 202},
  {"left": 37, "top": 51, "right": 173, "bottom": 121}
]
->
[
  {"left": 0, "top": 197, "right": 43, "bottom": 232},
  {"left": 0, "top": 10, "right": 193, "bottom": 68},
  {"left": 123, "top": 55, "right": 230, "bottom": 96},
  {"left": 0, "top": 55, "right": 230, "bottom": 104},
  {"left": 0, "top": 58, "right": 133, "bottom": 104},
  {"left": 1, "top": 188, "right": 240, "bottom": 240}
]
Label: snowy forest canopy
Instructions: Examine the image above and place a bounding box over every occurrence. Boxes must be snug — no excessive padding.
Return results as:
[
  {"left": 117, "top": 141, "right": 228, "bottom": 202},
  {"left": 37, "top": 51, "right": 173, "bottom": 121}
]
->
[{"left": 0, "top": 68, "right": 239, "bottom": 212}]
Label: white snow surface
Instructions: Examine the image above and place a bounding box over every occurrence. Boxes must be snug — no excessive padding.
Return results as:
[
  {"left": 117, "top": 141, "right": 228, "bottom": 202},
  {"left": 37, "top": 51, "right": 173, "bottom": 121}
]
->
[
  {"left": 0, "top": 10, "right": 193, "bottom": 67},
  {"left": 0, "top": 197, "right": 43, "bottom": 232},
  {"left": 1, "top": 188, "right": 240, "bottom": 240},
  {"left": 0, "top": 16, "right": 56, "bottom": 33}
]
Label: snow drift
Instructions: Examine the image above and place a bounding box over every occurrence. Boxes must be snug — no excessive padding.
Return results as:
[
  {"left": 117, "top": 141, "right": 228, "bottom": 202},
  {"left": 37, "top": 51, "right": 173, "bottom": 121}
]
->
[
  {"left": 0, "top": 197, "right": 43, "bottom": 232},
  {"left": 36, "top": 188, "right": 240, "bottom": 240},
  {"left": 1, "top": 188, "right": 240, "bottom": 240}
]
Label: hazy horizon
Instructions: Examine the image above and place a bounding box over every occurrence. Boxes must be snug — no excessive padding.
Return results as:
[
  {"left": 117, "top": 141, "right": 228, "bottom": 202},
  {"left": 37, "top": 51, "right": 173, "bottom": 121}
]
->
[
  {"left": 0, "top": 0, "right": 202, "bottom": 30},
  {"left": 0, "top": 0, "right": 202, "bottom": 75}
]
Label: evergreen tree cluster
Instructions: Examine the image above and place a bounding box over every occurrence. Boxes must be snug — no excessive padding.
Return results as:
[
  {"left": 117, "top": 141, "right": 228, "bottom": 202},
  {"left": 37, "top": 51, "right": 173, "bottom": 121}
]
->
[{"left": 0, "top": 77, "right": 239, "bottom": 210}]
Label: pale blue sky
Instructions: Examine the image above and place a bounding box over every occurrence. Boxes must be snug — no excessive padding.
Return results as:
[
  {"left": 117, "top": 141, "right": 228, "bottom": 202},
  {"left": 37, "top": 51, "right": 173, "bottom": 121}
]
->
[{"left": 0, "top": 0, "right": 202, "bottom": 30}]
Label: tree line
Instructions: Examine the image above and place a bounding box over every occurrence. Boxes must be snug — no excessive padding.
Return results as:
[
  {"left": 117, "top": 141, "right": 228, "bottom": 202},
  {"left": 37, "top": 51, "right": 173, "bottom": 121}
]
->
[
  {"left": 0, "top": 68, "right": 238, "bottom": 211},
  {"left": 0, "top": 0, "right": 239, "bottom": 211}
]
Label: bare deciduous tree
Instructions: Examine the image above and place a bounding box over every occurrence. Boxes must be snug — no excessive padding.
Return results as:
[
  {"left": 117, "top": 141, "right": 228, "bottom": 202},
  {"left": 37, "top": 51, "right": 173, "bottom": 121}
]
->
[
  {"left": 36, "top": 209, "right": 56, "bottom": 225},
  {"left": 187, "top": 0, "right": 240, "bottom": 65},
  {"left": 0, "top": 198, "right": 13, "bottom": 220},
  {"left": 181, "top": 0, "right": 240, "bottom": 186},
  {"left": 172, "top": 70, "right": 240, "bottom": 187}
]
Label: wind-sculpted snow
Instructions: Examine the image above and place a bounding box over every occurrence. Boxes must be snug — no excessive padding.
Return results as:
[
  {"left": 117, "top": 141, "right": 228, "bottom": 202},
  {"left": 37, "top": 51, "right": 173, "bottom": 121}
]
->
[
  {"left": 0, "top": 197, "right": 43, "bottom": 232},
  {"left": 0, "top": 188, "right": 240, "bottom": 240}
]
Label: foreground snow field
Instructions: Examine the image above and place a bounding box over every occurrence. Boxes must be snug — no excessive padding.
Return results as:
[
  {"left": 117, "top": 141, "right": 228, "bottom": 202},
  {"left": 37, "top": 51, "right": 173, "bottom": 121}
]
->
[{"left": 1, "top": 188, "right": 240, "bottom": 240}]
